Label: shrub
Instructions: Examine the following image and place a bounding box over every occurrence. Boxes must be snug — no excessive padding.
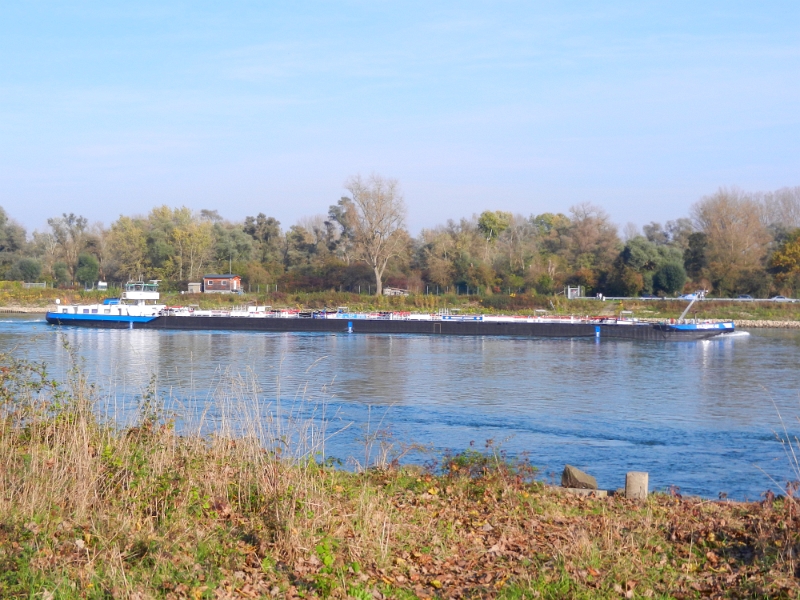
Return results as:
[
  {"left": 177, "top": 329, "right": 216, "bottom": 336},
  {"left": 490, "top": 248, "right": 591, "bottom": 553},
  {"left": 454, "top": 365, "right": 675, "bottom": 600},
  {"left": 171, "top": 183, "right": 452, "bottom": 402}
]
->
[
  {"left": 653, "top": 262, "right": 687, "bottom": 295},
  {"left": 5, "top": 258, "right": 41, "bottom": 282},
  {"left": 75, "top": 253, "right": 99, "bottom": 286}
]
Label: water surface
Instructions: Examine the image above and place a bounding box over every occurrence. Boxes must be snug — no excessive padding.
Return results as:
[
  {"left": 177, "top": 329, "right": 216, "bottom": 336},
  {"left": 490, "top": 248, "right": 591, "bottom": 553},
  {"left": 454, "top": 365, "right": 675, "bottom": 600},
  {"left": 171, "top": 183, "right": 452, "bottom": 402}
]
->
[{"left": 3, "top": 315, "right": 799, "bottom": 499}]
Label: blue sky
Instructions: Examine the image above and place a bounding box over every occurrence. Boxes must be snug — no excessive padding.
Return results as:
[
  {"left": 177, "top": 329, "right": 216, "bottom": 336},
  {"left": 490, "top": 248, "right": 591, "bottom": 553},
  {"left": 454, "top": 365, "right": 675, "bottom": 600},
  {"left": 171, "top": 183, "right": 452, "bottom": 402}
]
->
[{"left": 1, "top": 1, "right": 798, "bottom": 234}]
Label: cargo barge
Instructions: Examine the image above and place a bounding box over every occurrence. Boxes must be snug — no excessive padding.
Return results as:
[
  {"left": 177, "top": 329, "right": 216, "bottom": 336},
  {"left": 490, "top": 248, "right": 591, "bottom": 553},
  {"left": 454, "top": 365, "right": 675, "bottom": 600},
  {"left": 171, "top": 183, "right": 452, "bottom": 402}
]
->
[{"left": 45, "top": 281, "right": 735, "bottom": 341}]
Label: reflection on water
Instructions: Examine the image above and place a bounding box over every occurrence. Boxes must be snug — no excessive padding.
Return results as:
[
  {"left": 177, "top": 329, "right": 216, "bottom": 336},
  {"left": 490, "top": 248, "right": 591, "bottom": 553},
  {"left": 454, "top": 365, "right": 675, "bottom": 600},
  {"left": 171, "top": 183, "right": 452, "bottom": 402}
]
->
[{"left": 2, "top": 316, "right": 800, "bottom": 499}]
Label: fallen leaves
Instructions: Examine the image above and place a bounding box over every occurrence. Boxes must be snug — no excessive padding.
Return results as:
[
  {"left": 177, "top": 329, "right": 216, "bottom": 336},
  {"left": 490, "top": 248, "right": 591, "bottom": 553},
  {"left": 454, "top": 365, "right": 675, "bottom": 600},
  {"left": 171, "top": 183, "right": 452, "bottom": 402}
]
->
[{"left": 2, "top": 399, "right": 799, "bottom": 600}]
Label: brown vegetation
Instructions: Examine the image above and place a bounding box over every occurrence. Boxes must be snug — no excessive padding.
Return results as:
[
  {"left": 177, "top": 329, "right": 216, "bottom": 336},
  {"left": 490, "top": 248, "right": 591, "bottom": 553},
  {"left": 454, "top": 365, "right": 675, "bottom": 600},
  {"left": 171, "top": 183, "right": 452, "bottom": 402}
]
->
[{"left": 1, "top": 352, "right": 800, "bottom": 598}]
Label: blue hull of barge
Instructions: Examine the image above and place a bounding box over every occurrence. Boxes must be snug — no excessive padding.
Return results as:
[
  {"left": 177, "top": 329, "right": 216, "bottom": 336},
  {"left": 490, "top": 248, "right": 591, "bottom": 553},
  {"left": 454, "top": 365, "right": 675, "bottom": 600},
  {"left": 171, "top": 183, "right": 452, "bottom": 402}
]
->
[{"left": 46, "top": 313, "right": 158, "bottom": 327}]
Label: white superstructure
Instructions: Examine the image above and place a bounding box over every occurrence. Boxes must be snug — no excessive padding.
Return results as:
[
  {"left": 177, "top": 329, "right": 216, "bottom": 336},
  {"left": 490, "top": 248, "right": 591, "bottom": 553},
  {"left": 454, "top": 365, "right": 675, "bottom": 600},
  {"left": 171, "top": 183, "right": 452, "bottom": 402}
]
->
[{"left": 52, "top": 280, "right": 166, "bottom": 317}]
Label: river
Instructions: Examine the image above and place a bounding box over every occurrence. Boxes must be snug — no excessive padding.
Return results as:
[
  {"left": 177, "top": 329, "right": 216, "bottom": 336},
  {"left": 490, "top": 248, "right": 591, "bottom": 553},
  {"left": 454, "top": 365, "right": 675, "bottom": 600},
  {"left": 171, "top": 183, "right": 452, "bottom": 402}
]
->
[{"left": 3, "top": 315, "right": 799, "bottom": 500}]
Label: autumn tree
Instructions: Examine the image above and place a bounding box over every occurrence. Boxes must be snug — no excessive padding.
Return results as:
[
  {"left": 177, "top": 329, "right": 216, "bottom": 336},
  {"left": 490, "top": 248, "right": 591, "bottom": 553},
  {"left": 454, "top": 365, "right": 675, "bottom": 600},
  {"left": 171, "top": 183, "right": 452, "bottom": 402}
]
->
[
  {"left": 692, "top": 188, "right": 770, "bottom": 295},
  {"left": 342, "top": 174, "right": 408, "bottom": 295},
  {"left": 169, "top": 210, "right": 213, "bottom": 281},
  {"left": 769, "top": 228, "right": 800, "bottom": 294},
  {"left": 418, "top": 227, "right": 457, "bottom": 289},
  {"left": 107, "top": 216, "right": 148, "bottom": 280},
  {"left": 560, "top": 203, "right": 620, "bottom": 291}
]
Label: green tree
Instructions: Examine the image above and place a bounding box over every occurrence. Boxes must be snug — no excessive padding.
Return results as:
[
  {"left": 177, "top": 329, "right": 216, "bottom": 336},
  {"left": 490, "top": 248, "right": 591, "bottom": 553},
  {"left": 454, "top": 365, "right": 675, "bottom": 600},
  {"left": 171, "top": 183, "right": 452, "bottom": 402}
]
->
[
  {"left": 653, "top": 262, "right": 687, "bottom": 295},
  {"left": 213, "top": 223, "right": 253, "bottom": 273},
  {"left": 243, "top": 213, "right": 283, "bottom": 264},
  {"left": 53, "top": 262, "right": 69, "bottom": 284},
  {"left": 477, "top": 211, "right": 512, "bottom": 241},
  {"left": 621, "top": 237, "right": 660, "bottom": 272},
  {"left": 6, "top": 258, "right": 41, "bottom": 282},
  {"left": 75, "top": 253, "right": 100, "bottom": 286},
  {"left": 683, "top": 232, "right": 709, "bottom": 280},
  {"left": 0, "top": 207, "right": 26, "bottom": 255}
]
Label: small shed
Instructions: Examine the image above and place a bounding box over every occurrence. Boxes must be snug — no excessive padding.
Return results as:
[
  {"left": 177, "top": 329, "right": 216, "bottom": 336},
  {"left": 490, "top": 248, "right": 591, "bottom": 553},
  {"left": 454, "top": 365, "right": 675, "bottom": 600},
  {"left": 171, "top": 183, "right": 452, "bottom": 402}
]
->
[
  {"left": 202, "top": 274, "right": 242, "bottom": 294},
  {"left": 187, "top": 282, "right": 202, "bottom": 294}
]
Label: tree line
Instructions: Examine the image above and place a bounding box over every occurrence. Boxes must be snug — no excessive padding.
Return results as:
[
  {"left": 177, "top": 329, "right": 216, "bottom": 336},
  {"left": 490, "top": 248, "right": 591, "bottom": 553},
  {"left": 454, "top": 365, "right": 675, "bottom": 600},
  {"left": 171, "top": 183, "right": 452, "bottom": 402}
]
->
[{"left": 3, "top": 176, "right": 800, "bottom": 298}]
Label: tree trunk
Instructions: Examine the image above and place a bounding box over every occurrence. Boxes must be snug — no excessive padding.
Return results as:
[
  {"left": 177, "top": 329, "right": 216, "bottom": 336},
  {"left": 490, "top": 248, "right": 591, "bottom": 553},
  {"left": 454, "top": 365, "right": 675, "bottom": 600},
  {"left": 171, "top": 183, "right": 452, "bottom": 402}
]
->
[{"left": 373, "top": 265, "right": 383, "bottom": 296}]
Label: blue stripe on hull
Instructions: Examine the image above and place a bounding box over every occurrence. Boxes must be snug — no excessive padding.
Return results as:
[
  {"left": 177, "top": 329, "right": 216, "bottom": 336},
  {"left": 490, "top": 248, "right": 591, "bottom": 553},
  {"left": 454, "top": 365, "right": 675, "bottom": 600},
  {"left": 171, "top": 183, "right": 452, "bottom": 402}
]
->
[
  {"left": 46, "top": 312, "right": 158, "bottom": 325},
  {"left": 663, "top": 323, "right": 734, "bottom": 331}
]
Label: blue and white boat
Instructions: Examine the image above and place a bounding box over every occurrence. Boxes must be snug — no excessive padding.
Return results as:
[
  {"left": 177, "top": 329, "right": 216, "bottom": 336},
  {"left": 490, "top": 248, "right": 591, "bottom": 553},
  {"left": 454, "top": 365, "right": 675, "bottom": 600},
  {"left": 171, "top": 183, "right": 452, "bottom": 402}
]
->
[{"left": 46, "top": 280, "right": 165, "bottom": 328}]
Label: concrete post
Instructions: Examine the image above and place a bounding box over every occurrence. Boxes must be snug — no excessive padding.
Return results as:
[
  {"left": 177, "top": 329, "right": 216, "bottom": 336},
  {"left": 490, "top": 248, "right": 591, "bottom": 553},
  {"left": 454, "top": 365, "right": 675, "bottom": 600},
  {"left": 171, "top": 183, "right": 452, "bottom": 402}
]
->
[{"left": 625, "top": 472, "right": 649, "bottom": 500}]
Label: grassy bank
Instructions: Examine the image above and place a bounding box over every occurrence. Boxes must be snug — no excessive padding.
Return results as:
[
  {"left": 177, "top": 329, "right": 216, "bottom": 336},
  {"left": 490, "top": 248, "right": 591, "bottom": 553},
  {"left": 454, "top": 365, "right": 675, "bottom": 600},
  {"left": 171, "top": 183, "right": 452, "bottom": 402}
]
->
[
  {"left": 1, "top": 352, "right": 799, "bottom": 598},
  {"left": 5, "top": 283, "right": 800, "bottom": 323}
]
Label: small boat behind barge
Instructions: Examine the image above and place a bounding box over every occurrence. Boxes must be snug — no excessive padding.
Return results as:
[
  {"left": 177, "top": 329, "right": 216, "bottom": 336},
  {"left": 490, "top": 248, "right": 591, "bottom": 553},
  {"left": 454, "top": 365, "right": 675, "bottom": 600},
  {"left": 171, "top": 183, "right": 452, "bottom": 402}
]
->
[{"left": 45, "top": 281, "right": 735, "bottom": 341}]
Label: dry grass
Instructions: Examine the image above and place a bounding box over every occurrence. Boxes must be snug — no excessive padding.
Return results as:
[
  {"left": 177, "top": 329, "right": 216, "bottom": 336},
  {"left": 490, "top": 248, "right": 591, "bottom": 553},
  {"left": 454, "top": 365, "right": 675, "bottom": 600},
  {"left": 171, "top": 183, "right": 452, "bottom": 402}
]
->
[{"left": 1, "top": 351, "right": 800, "bottom": 599}]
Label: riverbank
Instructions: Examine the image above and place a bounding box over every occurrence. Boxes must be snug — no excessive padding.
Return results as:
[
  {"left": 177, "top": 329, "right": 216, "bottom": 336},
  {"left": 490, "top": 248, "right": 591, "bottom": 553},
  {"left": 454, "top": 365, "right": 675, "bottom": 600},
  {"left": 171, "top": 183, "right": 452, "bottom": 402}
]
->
[{"left": 1, "top": 354, "right": 799, "bottom": 599}]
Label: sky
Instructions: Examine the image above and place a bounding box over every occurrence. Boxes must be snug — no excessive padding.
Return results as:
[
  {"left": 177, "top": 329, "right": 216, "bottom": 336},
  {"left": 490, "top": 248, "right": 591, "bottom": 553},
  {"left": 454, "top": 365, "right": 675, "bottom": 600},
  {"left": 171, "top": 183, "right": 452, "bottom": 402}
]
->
[{"left": 1, "top": 1, "right": 798, "bottom": 235}]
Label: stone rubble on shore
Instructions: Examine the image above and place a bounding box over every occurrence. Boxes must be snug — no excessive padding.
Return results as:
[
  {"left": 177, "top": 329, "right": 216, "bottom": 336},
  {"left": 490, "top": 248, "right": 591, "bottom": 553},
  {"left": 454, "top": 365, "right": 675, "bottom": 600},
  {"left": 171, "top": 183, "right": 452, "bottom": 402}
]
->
[
  {"left": 0, "top": 306, "right": 49, "bottom": 314},
  {"left": 732, "top": 319, "right": 800, "bottom": 328},
  {"left": 637, "top": 317, "right": 800, "bottom": 329}
]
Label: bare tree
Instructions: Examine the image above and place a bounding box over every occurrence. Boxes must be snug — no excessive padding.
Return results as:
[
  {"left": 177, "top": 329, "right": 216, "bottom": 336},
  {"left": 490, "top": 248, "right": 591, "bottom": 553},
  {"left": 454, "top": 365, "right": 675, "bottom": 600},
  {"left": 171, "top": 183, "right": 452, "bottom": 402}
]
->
[
  {"left": 344, "top": 174, "right": 408, "bottom": 295},
  {"left": 623, "top": 222, "right": 642, "bottom": 242},
  {"left": 762, "top": 186, "right": 800, "bottom": 230}
]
